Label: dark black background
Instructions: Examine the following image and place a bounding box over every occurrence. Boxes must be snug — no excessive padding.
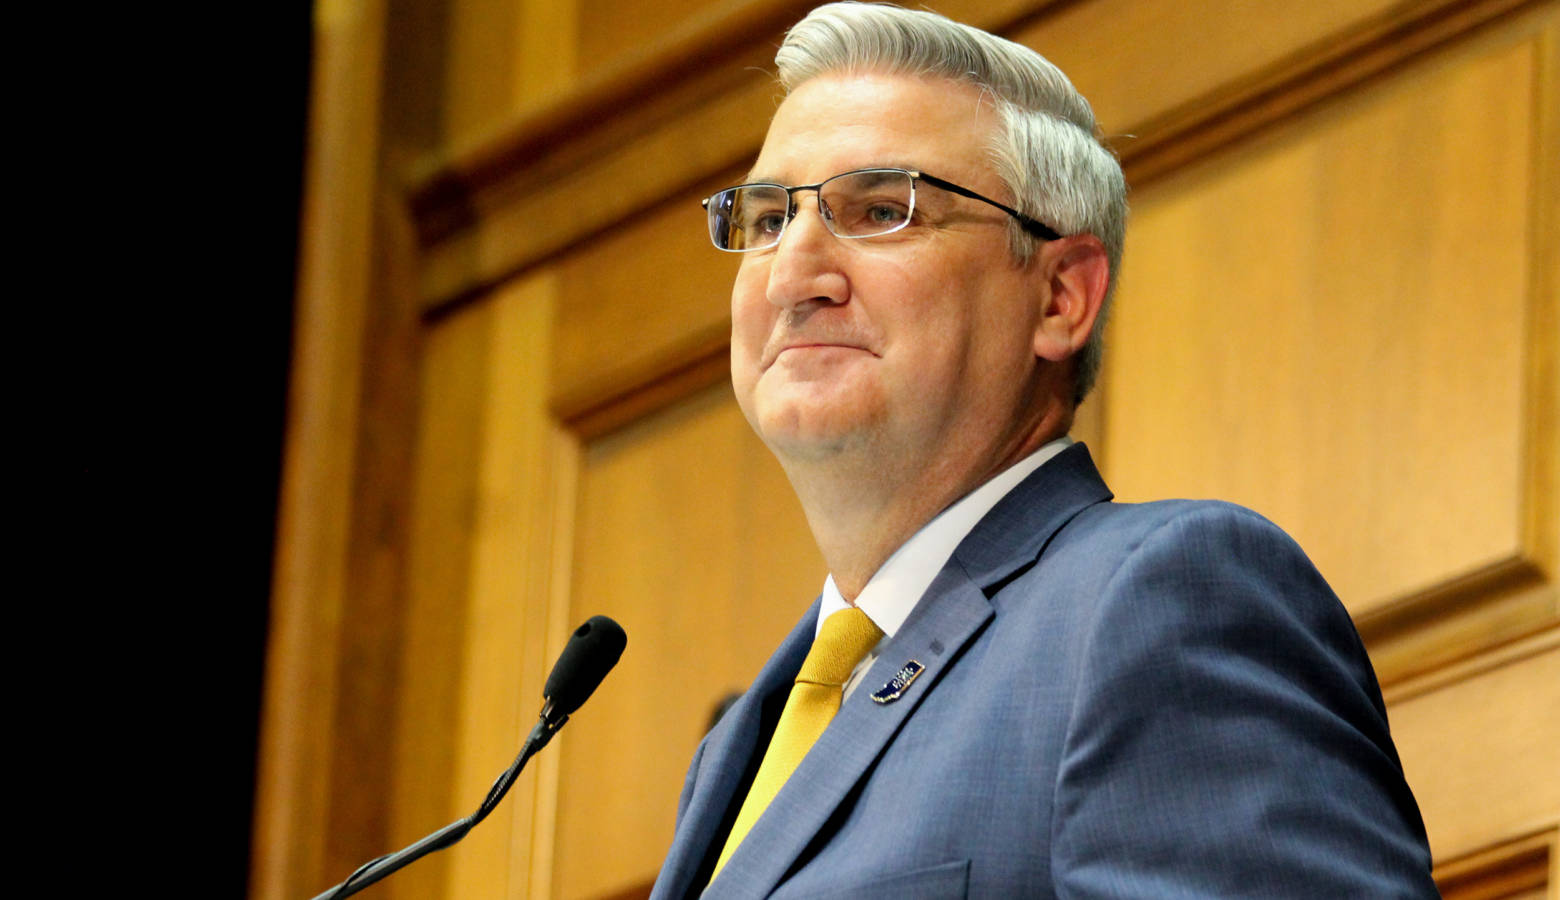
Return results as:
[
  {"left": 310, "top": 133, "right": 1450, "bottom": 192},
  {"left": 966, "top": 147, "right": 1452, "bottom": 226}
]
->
[
  {"left": 216, "top": 8, "right": 312, "bottom": 887},
  {"left": 102, "top": 4, "right": 314, "bottom": 890}
]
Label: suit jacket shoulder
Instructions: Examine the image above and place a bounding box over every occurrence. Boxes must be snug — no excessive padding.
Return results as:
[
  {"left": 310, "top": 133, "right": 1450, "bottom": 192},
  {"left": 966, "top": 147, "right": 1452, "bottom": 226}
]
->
[{"left": 1032, "top": 499, "right": 1434, "bottom": 897}]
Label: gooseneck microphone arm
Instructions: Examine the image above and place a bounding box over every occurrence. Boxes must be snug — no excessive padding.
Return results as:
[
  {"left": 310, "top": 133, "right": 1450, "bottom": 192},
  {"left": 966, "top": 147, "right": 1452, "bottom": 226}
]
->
[{"left": 310, "top": 616, "right": 627, "bottom": 900}]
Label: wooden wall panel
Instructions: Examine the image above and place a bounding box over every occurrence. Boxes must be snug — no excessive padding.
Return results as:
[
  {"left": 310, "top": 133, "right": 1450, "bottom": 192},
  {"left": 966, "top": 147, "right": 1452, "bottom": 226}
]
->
[
  {"left": 515, "top": 0, "right": 579, "bottom": 113},
  {"left": 1007, "top": 0, "right": 1409, "bottom": 130},
  {"left": 1102, "top": 14, "right": 1545, "bottom": 622},
  {"left": 416, "top": 64, "right": 778, "bottom": 317},
  {"left": 388, "top": 273, "right": 567, "bottom": 899},
  {"left": 557, "top": 382, "right": 824, "bottom": 899},
  {"left": 552, "top": 175, "right": 743, "bottom": 421},
  {"left": 443, "top": 0, "right": 525, "bottom": 146},
  {"left": 388, "top": 297, "right": 491, "bottom": 898},
  {"left": 258, "top": 1, "right": 1560, "bottom": 898},
  {"left": 445, "top": 276, "right": 566, "bottom": 896},
  {"left": 407, "top": 0, "right": 584, "bottom": 158},
  {"left": 577, "top": 0, "right": 727, "bottom": 81},
  {"left": 1391, "top": 632, "right": 1560, "bottom": 862}
]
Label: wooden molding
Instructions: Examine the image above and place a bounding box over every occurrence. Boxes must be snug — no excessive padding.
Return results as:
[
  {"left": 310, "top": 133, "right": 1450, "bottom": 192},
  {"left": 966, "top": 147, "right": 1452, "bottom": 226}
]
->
[
  {"left": 1524, "top": 19, "right": 1560, "bottom": 586},
  {"left": 405, "top": 0, "right": 1066, "bottom": 241},
  {"left": 1382, "top": 622, "right": 1559, "bottom": 705},
  {"left": 404, "top": 0, "right": 1542, "bottom": 320},
  {"left": 408, "top": 0, "right": 814, "bottom": 230},
  {"left": 1356, "top": 34, "right": 1560, "bottom": 685},
  {"left": 250, "top": 0, "right": 395, "bottom": 894},
  {"left": 561, "top": 344, "right": 732, "bottom": 442},
  {"left": 1434, "top": 826, "right": 1555, "bottom": 899},
  {"left": 1359, "top": 558, "right": 1558, "bottom": 688},
  {"left": 1118, "top": 0, "right": 1539, "bottom": 185}
]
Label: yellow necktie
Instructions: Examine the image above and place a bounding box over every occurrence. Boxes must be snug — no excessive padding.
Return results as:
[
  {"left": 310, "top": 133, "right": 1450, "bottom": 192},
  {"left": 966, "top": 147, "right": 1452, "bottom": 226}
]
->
[{"left": 711, "top": 606, "right": 884, "bottom": 880}]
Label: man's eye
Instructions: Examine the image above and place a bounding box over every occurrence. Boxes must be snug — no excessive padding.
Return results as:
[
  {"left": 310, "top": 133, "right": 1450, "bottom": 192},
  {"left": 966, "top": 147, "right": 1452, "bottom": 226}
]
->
[
  {"left": 753, "top": 212, "right": 788, "bottom": 235},
  {"left": 865, "top": 203, "right": 909, "bottom": 225},
  {"left": 736, "top": 205, "right": 788, "bottom": 238},
  {"left": 828, "top": 192, "right": 912, "bottom": 234}
]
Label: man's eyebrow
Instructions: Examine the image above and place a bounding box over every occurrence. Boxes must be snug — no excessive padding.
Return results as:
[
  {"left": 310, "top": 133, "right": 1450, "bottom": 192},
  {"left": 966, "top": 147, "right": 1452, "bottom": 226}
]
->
[{"left": 738, "top": 163, "right": 927, "bottom": 186}]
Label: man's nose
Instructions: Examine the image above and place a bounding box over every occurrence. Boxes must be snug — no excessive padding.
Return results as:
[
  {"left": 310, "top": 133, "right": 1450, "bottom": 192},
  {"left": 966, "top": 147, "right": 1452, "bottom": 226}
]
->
[{"left": 764, "top": 197, "right": 847, "bottom": 311}]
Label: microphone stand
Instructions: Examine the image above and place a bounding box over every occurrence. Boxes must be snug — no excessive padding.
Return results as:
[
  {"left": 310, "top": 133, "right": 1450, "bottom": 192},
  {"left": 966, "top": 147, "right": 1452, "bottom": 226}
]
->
[{"left": 310, "top": 707, "right": 567, "bottom": 900}]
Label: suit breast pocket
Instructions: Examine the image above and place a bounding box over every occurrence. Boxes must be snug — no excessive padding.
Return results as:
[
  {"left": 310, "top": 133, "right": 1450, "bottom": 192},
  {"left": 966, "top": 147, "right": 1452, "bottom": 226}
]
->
[{"left": 784, "top": 859, "right": 970, "bottom": 899}]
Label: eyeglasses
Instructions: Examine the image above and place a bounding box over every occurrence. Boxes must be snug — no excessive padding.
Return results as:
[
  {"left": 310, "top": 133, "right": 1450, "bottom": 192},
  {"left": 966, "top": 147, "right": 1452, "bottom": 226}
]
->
[{"left": 702, "top": 167, "right": 1061, "bottom": 252}]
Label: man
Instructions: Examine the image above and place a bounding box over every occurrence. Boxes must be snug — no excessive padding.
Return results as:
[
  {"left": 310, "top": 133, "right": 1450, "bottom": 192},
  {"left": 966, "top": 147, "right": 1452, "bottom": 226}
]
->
[{"left": 652, "top": 3, "right": 1437, "bottom": 897}]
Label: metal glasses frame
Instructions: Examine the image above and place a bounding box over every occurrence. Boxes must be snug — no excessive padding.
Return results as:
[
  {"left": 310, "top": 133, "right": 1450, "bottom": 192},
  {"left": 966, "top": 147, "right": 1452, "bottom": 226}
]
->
[{"left": 701, "top": 167, "right": 1062, "bottom": 252}]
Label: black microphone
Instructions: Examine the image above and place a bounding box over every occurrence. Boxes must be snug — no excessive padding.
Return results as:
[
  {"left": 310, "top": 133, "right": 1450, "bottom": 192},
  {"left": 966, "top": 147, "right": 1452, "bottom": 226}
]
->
[
  {"left": 311, "top": 615, "right": 627, "bottom": 900},
  {"left": 542, "top": 615, "right": 627, "bottom": 727}
]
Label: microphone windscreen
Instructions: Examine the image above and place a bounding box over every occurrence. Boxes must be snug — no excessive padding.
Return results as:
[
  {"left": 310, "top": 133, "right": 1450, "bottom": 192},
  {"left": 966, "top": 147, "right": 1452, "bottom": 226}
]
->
[{"left": 544, "top": 616, "right": 627, "bottom": 717}]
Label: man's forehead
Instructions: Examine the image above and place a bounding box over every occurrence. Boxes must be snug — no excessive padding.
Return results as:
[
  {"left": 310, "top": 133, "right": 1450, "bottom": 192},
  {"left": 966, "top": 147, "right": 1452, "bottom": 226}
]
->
[
  {"left": 741, "top": 158, "right": 924, "bottom": 186},
  {"left": 745, "top": 73, "right": 998, "bottom": 185}
]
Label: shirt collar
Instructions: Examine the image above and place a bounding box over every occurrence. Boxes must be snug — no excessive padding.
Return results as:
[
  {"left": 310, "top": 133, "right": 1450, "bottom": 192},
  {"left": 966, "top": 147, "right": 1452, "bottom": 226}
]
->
[{"left": 817, "top": 436, "right": 1074, "bottom": 640}]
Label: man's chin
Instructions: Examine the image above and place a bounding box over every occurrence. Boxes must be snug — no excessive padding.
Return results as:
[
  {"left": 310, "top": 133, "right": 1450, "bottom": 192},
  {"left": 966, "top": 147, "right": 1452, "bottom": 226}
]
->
[
  {"left": 737, "top": 382, "right": 886, "bottom": 458},
  {"left": 755, "top": 413, "right": 875, "bottom": 464}
]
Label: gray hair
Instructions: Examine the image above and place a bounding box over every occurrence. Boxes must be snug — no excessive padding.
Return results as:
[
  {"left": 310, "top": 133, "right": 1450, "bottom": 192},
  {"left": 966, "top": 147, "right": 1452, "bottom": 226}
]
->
[{"left": 775, "top": 2, "right": 1127, "bottom": 405}]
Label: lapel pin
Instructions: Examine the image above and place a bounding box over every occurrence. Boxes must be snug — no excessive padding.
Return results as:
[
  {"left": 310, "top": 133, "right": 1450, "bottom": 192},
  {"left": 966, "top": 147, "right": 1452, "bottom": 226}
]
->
[{"left": 870, "top": 660, "right": 926, "bottom": 704}]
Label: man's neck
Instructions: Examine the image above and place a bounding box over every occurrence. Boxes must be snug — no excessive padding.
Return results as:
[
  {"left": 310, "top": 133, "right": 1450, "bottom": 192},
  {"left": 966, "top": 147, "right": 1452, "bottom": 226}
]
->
[
  {"left": 797, "top": 475, "right": 957, "bottom": 600},
  {"left": 784, "top": 416, "right": 1071, "bottom": 599}
]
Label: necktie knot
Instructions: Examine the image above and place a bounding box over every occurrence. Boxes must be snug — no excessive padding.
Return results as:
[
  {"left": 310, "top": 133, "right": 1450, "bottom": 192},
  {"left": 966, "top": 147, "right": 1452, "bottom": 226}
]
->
[
  {"left": 797, "top": 606, "right": 884, "bottom": 688},
  {"left": 710, "top": 605, "right": 884, "bottom": 881}
]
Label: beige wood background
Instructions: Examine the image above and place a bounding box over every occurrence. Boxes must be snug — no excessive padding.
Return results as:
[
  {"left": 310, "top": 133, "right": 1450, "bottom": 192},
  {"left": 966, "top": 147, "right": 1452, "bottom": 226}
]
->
[{"left": 252, "top": 0, "right": 1560, "bottom": 898}]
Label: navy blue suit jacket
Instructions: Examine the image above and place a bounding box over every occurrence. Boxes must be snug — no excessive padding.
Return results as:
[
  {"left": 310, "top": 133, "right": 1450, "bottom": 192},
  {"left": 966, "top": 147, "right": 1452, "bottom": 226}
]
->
[{"left": 651, "top": 444, "right": 1436, "bottom": 898}]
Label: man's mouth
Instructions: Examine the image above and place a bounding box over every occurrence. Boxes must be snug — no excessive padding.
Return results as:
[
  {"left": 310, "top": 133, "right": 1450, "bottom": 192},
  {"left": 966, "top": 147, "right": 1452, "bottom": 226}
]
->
[{"left": 765, "top": 341, "right": 875, "bottom": 368}]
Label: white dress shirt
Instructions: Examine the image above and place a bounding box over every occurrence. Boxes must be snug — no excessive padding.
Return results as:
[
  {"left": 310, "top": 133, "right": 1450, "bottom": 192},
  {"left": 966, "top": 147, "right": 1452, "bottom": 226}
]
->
[{"left": 816, "top": 436, "right": 1074, "bottom": 700}]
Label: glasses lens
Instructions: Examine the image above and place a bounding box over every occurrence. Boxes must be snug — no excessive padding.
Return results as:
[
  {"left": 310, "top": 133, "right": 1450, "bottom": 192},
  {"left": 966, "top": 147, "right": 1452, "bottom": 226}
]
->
[
  {"left": 709, "top": 185, "right": 789, "bottom": 251},
  {"left": 820, "top": 170, "right": 914, "bottom": 238}
]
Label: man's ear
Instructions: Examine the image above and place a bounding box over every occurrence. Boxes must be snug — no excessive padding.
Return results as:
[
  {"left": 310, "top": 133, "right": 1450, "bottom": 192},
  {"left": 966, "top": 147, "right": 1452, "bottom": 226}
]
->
[{"left": 1031, "top": 234, "right": 1110, "bottom": 363}]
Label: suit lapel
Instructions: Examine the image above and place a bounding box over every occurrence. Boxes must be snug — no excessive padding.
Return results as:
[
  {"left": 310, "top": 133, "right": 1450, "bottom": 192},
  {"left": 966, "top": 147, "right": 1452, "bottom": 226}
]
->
[
  {"left": 653, "top": 603, "right": 819, "bottom": 900},
  {"left": 706, "top": 572, "right": 995, "bottom": 897},
  {"left": 950, "top": 442, "right": 1112, "bottom": 589}
]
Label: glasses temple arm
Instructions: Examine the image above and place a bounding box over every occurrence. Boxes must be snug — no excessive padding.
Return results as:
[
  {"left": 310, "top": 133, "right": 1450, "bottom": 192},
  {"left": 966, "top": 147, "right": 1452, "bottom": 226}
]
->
[{"left": 914, "top": 173, "right": 1062, "bottom": 241}]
